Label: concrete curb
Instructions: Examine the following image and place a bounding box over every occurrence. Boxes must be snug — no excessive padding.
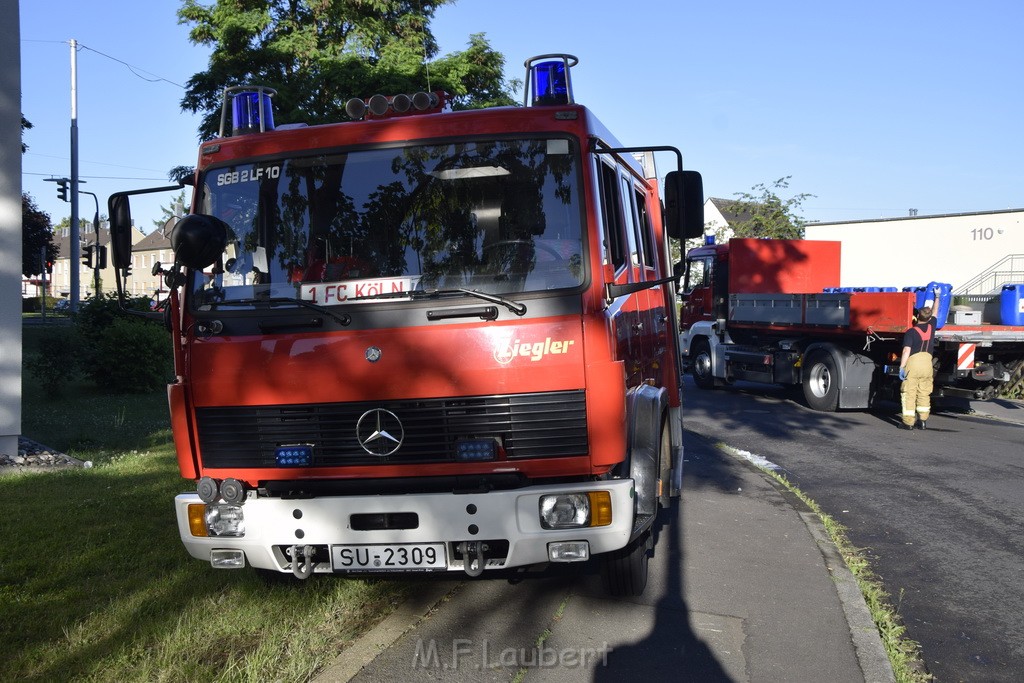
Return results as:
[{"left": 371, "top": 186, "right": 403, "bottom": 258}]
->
[
  {"left": 313, "top": 581, "right": 462, "bottom": 682},
  {"left": 721, "top": 443, "right": 897, "bottom": 682},
  {"left": 800, "top": 511, "right": 896, "bottom": 683}
]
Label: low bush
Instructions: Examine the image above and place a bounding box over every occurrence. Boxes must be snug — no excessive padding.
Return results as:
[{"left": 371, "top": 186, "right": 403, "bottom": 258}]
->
[
  {"left": 90, "top": 317, "right": 174, "bottom": 393},
  {"left": 74, "top": 294, "right": 171, "bottom": 393},
  {"left": 24, "top": 327, "right": 81, "bottom": 396}
]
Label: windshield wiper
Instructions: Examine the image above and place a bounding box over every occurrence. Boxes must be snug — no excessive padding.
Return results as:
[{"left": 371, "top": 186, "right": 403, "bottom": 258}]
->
[
  {"left": 347, "top": 287, "right": 527, "bottom": 316},
  {"left": 205, "top": 297, "right": 352, "bottom": 326},
  {"left": 416, "top": 288, "right": 527, "bottom": 316}
]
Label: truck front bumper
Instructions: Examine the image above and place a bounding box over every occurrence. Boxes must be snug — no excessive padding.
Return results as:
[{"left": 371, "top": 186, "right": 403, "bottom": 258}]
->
[{"left": 175, "top": 479, "right": 636, "bottom": 576}]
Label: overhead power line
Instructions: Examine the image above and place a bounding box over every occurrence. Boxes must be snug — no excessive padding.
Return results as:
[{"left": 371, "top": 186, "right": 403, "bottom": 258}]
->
[{"left": 77, "top": 42, "right": 186, "bottom": 89}]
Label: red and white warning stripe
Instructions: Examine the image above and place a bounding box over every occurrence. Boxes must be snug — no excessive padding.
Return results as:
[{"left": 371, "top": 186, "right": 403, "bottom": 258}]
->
[{"left": 957, "top": 343, "right": 976, "bottom": 371}]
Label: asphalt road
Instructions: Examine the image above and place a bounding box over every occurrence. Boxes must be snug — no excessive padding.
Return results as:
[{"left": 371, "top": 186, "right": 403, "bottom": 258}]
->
[{"left": 681, "top": 375, "right": 1024, "bottom": 682}]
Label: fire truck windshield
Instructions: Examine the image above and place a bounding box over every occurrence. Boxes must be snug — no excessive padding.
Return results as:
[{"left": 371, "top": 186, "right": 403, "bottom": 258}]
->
[{"left": 192, "top": 137, "right": 584, "bottom": 308}]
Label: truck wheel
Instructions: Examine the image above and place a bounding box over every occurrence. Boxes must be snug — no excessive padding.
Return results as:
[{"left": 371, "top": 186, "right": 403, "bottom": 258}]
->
[
  {"left": 803, "top": 351, "right": 840, "bottom": 411},
  {"left": 601, "top": 529, "right": 652, "bottom": 597},
  {"left": 691, "top": 338, "right": 716, "bottom": 390}
]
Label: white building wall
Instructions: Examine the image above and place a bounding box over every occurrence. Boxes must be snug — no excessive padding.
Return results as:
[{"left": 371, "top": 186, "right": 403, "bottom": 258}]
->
[
  {"left": 0, "top": 0, "right": 20, "bottom": 457},
  {"left": 804, "top": 209, "right": 1024, "bottom": 293}
]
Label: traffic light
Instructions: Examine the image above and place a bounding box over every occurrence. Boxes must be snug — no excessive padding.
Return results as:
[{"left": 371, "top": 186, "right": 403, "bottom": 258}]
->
[
  {"left": 82, "top": 245, "right": 94, "bottom": 268},
  {"left": 56, "top": 179, "right": 69, "bottom": 202},
  {"left": 97, "top": 245, "right": 108, "bottom": 270},
  {"left": 46, "top": 260, "right": 53, "bottom": 275}
]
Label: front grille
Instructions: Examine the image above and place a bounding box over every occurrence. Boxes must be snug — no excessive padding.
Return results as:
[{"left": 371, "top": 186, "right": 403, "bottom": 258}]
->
[{"left": 195, "top": 390, "right": 588, "bottom": 468}]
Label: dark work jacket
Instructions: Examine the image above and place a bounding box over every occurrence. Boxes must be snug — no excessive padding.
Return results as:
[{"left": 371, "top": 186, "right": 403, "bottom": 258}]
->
[{"left": 903, "top": 317, "right": 937, "bottom": 355}]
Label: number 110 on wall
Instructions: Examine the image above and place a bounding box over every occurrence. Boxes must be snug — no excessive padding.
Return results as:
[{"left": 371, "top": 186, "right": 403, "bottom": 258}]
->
[{"left": 971, "top": 227, "right": 996, "bottom": 240}]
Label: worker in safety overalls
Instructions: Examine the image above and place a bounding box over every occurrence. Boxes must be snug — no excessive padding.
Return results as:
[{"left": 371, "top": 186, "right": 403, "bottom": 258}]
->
[{"left": 898, "top": 305, "right": 937, "bottom": 430}]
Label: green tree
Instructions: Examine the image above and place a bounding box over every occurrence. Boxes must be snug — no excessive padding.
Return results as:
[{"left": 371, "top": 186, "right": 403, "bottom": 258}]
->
[
  {"left": 152, "top": 190, "right": 190, "bottom": 231},
  {"left": 22, "top": 194, "right": 56, "bottom": 277},
  {"left": 177, "top": 0, "right": 519, "bottom": 140},
  {"left": 21, "top": 116, "right": 56, "bottom": 276},
  {"left": 727, "top": 176, "right": 813, "bottom": 239},
  {"left": 21, "top": 116, "right": 32, "bottom": 153}
]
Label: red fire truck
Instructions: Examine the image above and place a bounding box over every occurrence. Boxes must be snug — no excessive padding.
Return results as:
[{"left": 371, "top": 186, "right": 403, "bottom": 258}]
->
[
  {"left": 107, "top": 54, "right": 704, "bottom": 595},
  {"left": 679, "top": 237, "right": 1024, "bottom": 410}
]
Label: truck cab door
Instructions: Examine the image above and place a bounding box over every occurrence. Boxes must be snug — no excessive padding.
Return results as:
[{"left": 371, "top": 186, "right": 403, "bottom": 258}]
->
[{"left": 680, "top": 255, "right": 713, "bottom": 330}]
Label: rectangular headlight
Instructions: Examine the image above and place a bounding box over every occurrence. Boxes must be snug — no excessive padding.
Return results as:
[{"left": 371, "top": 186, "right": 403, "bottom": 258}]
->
[
  {"left": 539, "top": 493, "right": 590, "bottom": 529},
  {"left": 548, "top": 541, "right": 590, "bottom": 562},
  {"left": 205, "top": 504, "right": 245, "bottom": 537}
]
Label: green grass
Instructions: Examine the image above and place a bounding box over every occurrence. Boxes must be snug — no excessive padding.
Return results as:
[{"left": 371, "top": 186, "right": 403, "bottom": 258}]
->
[
  {"left": 721, "top": 444, "right": 933, "bottom": 683},
  {"left": 5, "top": 320, "right": 412, "bottom": 681}
]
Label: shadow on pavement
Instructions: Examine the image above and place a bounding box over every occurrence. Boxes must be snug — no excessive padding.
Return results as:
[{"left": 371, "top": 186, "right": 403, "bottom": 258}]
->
[{"left": 592, "top": 439, "right": 737, "bottom": 681}]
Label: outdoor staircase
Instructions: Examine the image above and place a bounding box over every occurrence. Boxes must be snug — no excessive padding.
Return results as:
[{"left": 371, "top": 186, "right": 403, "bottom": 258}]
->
[{"left": 954, "top": 254, "right": 1024, "bottom": 295}]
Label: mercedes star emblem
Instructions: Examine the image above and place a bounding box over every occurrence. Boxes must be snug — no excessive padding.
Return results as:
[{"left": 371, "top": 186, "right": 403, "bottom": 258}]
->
[{"left": 356, "top": 408, "right": 404, "bottom": 456}]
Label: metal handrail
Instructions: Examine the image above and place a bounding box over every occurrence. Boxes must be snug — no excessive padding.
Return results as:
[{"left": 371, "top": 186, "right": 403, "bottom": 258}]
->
[{"left": 955, "top": 254, "right": 1024, "bottom": 295}]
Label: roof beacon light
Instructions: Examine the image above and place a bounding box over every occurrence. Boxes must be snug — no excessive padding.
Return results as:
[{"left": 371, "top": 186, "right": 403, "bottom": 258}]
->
[
  {"left": 219, "top": 85, "right": 277, "bottom": 137},
  {"left": 524, "top": 54, "right": 578, "bottom": 107}
]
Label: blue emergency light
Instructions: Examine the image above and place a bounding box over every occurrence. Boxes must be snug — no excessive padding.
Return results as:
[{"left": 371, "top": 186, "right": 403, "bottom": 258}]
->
[
  {"left": 524, "top": 54, "right": 578, "bottom": 106},
  {"left": 455, "top": 438, "right": 498, "bottom": 461},
  {"left": 218, "top": 85, "right": 278, "bottom": 137},
  {"left": 275, "top": 444, "right": 312, "bottom": 466}
]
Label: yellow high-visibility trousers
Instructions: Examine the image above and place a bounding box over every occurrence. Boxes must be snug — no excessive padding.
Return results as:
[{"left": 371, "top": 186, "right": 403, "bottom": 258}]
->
[{"left": 901, "top": 352, "right": 933, "bottom": 426}]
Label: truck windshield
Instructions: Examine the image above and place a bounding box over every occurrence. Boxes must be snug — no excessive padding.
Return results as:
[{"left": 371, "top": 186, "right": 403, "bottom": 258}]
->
[{"left": 192, "top": 137, "right": 584, "bottom": 308}]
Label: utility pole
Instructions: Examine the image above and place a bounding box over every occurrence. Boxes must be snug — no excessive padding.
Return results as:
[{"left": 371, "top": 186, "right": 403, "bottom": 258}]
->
[
  {"left": 69, "top": 38, "right": 81, "bottom": 312},
  {"left": 40, "top": 246, "right": 47, "bottom": 320}
]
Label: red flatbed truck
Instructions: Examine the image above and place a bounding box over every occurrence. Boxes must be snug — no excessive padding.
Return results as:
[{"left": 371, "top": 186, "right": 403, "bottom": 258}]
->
[
  {"left": 106, "top": 55, "right": 704, "bottom": 595},
  {"left": 680, "top": 238, "right": 1024, "bottom": 411}
]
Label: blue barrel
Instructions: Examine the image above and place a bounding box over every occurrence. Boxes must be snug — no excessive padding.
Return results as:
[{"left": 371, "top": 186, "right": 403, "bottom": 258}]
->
[
  {"left": 907, "top": 286, "right": 927, "bottom": 308},
  {"left": 1002, "top": 284, "right": 1024, "bottom": 326},
  {"left": 925, "top": 281, "right": 952, "bottom": 329}
]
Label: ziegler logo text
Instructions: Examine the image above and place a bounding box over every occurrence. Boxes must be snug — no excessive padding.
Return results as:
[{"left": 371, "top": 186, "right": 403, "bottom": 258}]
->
[{"left": 494, "top": 337, "right": 576, "bottom": 364}]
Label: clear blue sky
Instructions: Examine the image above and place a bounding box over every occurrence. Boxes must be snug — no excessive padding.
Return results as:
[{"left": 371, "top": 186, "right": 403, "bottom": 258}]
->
[{"left": 20, "top": 0, "right": 1024, "bottom": 234}]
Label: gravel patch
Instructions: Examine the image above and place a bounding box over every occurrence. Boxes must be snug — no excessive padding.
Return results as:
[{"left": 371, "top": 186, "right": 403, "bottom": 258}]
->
[{"left": 0, "top": 437, "right": 90, "bottom": 469}]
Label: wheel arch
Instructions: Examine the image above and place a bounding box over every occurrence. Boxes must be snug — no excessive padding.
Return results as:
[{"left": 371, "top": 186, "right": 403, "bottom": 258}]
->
[{"left": 618, "top": 383, "right": 668, "bottom": 536}]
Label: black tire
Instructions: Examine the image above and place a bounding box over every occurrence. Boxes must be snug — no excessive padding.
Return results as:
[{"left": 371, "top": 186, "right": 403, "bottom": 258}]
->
[
  {"left": 691, "top": 337, "right": 716, "bottom": 390},
  {"left": 802, "top": 351, "right": 840, "bottom": 412},
  {"left": 601, "top": 530, "right": 652, "bottom": 597}
]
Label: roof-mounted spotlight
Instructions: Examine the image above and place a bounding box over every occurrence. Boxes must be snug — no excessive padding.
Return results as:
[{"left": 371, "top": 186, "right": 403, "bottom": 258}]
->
[
  {"left": 345, "top": 97, "right": 367, "bottom": 120},
  {"left": 368, "top": 94, "right": 390, "bottom": 117},
  {"left": 413, "top": 91, "right": 440, "bottom": 111},
  {"left": 524, "top": 54, "right": 578, "bottom": 107},
  {"left": 343, "top": 90, "right": 447, "bottom": 120},
  {"left": 392, "top": 93, "right": 412, "bottom": 113}
]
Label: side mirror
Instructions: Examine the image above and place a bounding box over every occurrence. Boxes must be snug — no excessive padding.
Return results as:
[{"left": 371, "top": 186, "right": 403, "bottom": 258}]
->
[
  {"left": 664, "top": 170, "right": 705, "bottom": 241},
  {"left": 108, "top": 193, "right": 133, "bottom": 269},
  {"left": 682, "top": 170, "right": 704, "bottom": 239},
  {"left": 170, "top": 214, "right": 229, "bottom": 270}
]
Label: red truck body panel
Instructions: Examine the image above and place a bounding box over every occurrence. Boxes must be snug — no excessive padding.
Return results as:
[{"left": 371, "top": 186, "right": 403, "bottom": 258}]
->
[{"left": 727, "top": 238, "right": 841, "bottom": 294}]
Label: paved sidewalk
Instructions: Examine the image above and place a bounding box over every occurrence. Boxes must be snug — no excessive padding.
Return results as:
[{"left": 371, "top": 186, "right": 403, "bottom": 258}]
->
[{"left": 316, "top": 431, "right": 894, "bottom": 682}]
